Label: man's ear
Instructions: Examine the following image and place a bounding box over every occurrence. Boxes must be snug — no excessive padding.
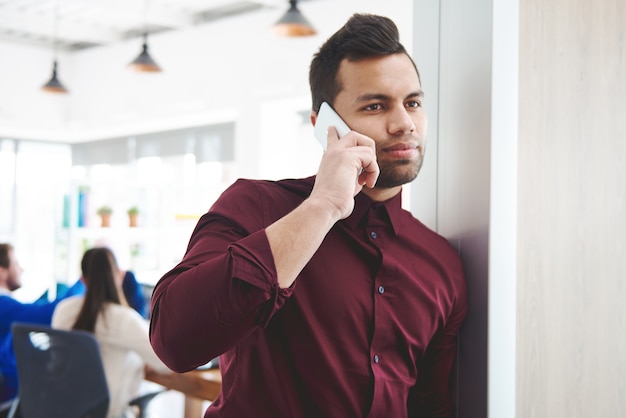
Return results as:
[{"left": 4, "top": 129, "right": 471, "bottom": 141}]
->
[{"left": 310, "top": 111, "right": 318, "bottom": 127}]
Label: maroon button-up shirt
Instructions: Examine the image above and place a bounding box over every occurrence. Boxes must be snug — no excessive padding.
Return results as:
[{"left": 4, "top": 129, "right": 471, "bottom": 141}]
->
[{"left": 150, "top": 176, "right": 468, "bottom": 418}]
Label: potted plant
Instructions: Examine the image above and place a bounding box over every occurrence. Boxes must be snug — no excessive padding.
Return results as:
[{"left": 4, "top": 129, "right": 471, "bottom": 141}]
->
[
  {"left": 127, "top": 206, "right": 139, "bottom": 227},
  {"left": 96, "top": 206, "right": 113, "bottom": 227}
]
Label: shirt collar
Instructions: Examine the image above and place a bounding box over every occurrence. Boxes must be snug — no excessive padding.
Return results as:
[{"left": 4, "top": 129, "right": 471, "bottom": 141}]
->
[
  {"left": 344, "top": 189, "right": 404, "bottom": 235},
  {"left": 0, "top": 287, "right": 12, "bottom": 296}
]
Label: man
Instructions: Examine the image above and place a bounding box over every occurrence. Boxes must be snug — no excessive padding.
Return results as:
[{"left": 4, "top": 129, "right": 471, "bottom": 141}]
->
[
  {"left": 150, "top": 14, "right": 468, "bottom": 417},
  {"left": 0, "top": 243, "right": 66, "bottom": 403}
]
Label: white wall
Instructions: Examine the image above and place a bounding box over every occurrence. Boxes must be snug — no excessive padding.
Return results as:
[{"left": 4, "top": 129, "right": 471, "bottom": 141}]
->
[{"left": 412, "top": 0, "right": 523, "bottom": 416}]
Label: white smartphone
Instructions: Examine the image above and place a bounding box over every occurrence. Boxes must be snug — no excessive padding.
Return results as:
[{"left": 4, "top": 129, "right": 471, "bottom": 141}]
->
[{"left": 313, "top": 102, "right": 351, "bottom": 149}]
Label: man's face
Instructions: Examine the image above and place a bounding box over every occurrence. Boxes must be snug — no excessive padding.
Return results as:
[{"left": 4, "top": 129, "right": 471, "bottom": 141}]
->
[
  {"left": 2, "top": 250, "right": 23, "bottom": 291},
  {"left": 332, "top": 53, "right": 427, "bottom": 190}
]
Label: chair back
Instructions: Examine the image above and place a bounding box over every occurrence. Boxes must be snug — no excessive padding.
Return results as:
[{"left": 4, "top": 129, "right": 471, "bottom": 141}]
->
[{"left": 11, "top": 323, "right": 109, "bottom": 418}]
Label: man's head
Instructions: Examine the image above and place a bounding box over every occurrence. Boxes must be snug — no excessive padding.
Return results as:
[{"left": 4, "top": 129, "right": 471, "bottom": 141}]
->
[
  {"left": 310, "top": 14, "right": 426, "bottom": 193},
  {"left": 309, "top": 14, "right": 420, "bottom": 114},
  {"left": 0, "top": 243, "right": 23, "bottom": 292}
]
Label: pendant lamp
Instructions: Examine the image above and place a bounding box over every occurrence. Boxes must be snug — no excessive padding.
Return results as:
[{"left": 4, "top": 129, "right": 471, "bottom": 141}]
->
[
  {"left": 128, "top": 0, "right": 162, "bottom": 72},
  {"left": 41, "top": 0, "right": 69, "bottom": 93},
  {"left": 272, "top": 0, "right": 317, "bottom": 37},
  {"left": 128, "top": 33, "right": 162, "bottom": 72},
  {"left": 42, "top": 60, "right": 69, "bottom": 93}
]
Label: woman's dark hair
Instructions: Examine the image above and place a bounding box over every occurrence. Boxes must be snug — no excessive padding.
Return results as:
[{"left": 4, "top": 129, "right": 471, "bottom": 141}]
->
[
  {"left": 72, "top": 247, "right": 122, "bottom": 333},
  {"left": 309, "top": 13, "right": 420, "bottom": 112}
]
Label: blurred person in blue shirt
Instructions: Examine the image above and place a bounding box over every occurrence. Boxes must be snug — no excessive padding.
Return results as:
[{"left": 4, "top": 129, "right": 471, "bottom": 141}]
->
[{"left": 0, "top": 243, "right": 72, "bottom": 403}]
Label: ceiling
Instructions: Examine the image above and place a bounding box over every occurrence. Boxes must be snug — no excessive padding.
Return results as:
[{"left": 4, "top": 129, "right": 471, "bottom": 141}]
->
[{"left": 0, "top": 0, "right": 299, "bottom": 51}]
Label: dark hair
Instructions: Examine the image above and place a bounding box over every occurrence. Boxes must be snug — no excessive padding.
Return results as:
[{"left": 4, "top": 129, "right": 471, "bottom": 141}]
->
[
  {"left": 309, "top": 13, "right": 420, "bottom": 112},
  {"left": 0, "top": 243, "right": 13, "bottom": 269},
  {"left": 72, "top": 247, "right": 122, "bottom": 333}
]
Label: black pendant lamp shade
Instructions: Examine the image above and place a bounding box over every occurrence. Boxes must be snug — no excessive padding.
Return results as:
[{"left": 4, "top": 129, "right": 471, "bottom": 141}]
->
[
  {"left": 128, "top": 33, "right": 162, "bottom": 72},
  {"left": 41, "top": 60, "right": 69, "bottom": 94},
  {"left": 273, "top": 0, "right": 316, "bottom": 37}
]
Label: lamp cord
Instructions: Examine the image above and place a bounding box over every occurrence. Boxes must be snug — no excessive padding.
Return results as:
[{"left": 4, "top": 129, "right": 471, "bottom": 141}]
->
[
  {"left": 142, "top": 0, "right": 149, "bottom": 37},
  {"left": 52, "top": 0, "right": 60, "bottom": 60}
]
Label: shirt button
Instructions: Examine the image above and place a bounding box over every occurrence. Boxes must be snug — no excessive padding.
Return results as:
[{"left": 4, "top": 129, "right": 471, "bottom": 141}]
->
[
  {"left": 370, "top": 231, "right": 377, "bottom": 239},
  {"left": 373, "top": 355, "right": 379, "bottom": 363},
  {"left": 378, "top": 285, "right": 385, "bottom": 294}
]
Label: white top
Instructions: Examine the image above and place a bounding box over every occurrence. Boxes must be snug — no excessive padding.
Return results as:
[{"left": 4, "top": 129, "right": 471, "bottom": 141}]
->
[{"left": 52, "top": 296, "right": 170, "bottom": 418}]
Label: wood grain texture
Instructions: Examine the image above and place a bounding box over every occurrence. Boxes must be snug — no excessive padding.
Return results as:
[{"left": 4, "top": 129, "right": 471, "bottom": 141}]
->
[
  {"left": 145, "top": 368, "right": 222, "bottom": 401},
  {"left": 518, "top": 0, "right": 626, "bottom": 416}
]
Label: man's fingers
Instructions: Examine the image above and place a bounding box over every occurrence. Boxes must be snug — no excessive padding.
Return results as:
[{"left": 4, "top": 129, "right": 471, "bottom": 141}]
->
[{"left": 358, "top": 155, "right": 379, "bottom": 188}]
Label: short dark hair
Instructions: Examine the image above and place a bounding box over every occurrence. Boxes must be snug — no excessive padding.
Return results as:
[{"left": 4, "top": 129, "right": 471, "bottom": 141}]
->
[
  {"left": 0, "top": 243, "right": 13, "bottom": 269},
  {"left": 309, "top": 13, "right": 420, "bottom": 112}
]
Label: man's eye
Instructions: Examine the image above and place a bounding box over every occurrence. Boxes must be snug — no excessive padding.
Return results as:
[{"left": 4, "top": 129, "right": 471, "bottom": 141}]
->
[
  {"left": 407, "top": 101, "right": 422, "bottom": 108},
  {"left": 364, "top": 104, "right": 381, "bottom": 111}
]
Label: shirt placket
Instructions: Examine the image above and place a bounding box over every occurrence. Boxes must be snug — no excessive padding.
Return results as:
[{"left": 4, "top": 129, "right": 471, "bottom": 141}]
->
[{"left": 365, "top": 205, "right": 395, "bottom": 418}]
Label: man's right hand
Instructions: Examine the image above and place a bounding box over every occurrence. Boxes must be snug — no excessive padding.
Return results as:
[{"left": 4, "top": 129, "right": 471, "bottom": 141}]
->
[{"left": 310, "top": 126, "right": 379, "bottom": 221}]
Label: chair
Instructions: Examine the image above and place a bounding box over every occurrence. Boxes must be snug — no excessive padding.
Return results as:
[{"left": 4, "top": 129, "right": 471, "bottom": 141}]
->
[
  {"left": 9, "top": 323, "right": 165, "bottom": 418},
  {"left": 0, "top": 374, "right": 4, "bottom": 410},
  {"left": 128, "top": 391, "right": 164, "bottom": 418},
  {"left": 0, "top": 373, "right": 14, "bottom": 418},
  {"left": 10, "top": 322, "right": 110, "bottom": 418}
]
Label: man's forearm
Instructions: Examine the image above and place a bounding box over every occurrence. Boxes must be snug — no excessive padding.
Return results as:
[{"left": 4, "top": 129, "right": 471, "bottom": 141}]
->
[{"left": 265, "top": 197, "right": 340, "bottom": 289}]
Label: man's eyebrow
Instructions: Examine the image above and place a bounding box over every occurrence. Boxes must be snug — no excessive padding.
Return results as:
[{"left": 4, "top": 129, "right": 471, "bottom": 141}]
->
[
  {"left": 355, "top": 90, "right": 424, "bottom": 103},
  {"left": 355, "top": 93, "right": 390, "bottom": 103}
]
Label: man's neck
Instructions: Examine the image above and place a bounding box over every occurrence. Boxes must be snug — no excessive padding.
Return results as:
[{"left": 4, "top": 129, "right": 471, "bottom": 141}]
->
[{"left": 361, "top": 185, "right": 402, "bottom": 202}]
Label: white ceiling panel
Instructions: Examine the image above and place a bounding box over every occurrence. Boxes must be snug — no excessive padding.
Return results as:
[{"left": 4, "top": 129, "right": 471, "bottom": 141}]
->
[{"left": 0, "top": 0, "right": 296, "bottom": 50}]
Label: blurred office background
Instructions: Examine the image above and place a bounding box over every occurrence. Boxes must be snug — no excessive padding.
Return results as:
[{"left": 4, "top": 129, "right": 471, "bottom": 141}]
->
[
  {"left": 1, "top": 0, "right": 625, "bottom": 417},
  {"left": 0, "top": 0, "right": 417, "bottom": 294}
]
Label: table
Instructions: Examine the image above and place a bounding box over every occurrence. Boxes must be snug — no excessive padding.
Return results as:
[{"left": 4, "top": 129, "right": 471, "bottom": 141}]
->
[{"left": 145, "top": 368, "right": 221, "bottom": 418}]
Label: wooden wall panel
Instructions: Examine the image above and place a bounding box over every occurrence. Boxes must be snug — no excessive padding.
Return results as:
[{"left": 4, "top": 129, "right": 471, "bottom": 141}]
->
[{"left": 517, "top": 0, "right": 626, "bottom": 416}]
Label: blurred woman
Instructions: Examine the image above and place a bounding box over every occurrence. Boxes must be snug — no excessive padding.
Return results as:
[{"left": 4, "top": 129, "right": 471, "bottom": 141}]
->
[{"left": 52, "top": 247, "right": 170, "bottom": 418}]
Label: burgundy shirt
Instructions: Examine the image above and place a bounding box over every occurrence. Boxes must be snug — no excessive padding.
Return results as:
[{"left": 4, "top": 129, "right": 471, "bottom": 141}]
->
[{"left": 150, "top": 176, "right": 468, "bottom": 418}]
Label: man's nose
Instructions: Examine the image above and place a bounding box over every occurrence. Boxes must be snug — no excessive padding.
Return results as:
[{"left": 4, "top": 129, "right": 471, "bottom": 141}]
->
[{"left": 388, "top": 107, "right": 415, "bottom": 135}]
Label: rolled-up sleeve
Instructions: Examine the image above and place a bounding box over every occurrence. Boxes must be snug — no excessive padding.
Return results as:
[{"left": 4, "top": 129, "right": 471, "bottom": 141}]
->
[{"left": 149, "top": 180, "right": 294, "bottom": 373}]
